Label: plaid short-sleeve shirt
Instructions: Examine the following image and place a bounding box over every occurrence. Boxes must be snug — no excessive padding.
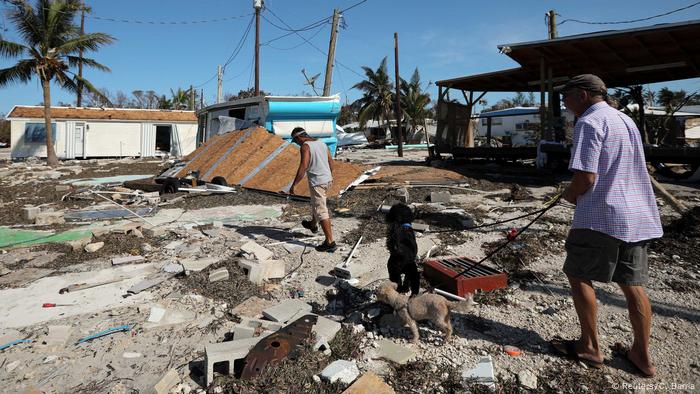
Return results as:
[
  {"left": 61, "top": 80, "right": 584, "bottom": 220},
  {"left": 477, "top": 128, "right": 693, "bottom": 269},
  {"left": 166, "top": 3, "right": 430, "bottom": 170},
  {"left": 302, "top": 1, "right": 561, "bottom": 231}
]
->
[{"left": 569, "top": 101, "right": 663, "bottom": 243}]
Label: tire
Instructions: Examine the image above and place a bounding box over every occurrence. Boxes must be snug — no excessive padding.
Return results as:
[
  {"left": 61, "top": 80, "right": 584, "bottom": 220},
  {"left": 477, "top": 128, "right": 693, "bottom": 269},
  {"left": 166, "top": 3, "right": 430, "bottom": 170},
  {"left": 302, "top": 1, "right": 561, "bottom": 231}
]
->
[{"left": 211, "top": 176, "right": 228, "bottom": 187}]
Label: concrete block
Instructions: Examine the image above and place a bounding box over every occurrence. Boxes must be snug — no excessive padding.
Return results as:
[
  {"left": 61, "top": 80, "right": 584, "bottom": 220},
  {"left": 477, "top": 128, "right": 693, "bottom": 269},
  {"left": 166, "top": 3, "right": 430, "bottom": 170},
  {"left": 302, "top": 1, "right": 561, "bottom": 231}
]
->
[
  {"left": 230, "top": 296, "right": 277, "bottom": 319},
  {"left": 209, "top": 268, "right": 229, "bottom": 283},
  {"left": 518, "top": 370, "right": 537, "bottom": 390},
  {"left": 22, "top": 206, "right": 41, "bottom": 221},
  {"left": 111, "top": 222, "right": 141, "bottom": 235},
  {"left": 411, "top": 222, "right": 429, "bottom": 232},
  {"left": 313, "top": 316, "right": 342, "bottom": 347},
  {"left": 212, "top": 221, "right": 224, "bottom": 229},
  {"left": 205, "top": 337, "right": 261, "bottom": 386},
  {"left": 377, "top": 339, "right": 416, "bottom": 364},
  {"left": 240, "top": 241, "right": 273, "bottom": 261},
  {"left": 392, "top": 187, "right": 409, "bottom": 203},
  {"left": 112, "top": 255, "right": 145, "bottom": 266},
  {"left": 237, "top": 259, "right": 265, "bottom": 284},
  {"left": 262, "top": 299, "right": 312, "bottom": 323},
  {"left": 143, "top": 226, "right": 166, "bottom": 237},
  {"left": 91, "top": 227, "right": 110, "bottom": 237},
  {"left": 154, "top": 369, "right": 180, "bottom": 394},
  {"left": 430, "top": 191, "right": 451, "bottom": 203},
  {"left": 180, "top": 257, "right": 219, "bottom": 273},
  {"left": 66, "top": 237, "right": 92, "bottom": 252},
  {"left": 238, "top": 316, "right": 284, "bottom": 332},
  {"left": 34, "top": 212, "right": 65, "bottom": 225},
  {"left": 84, "top": 242, "right": 105, "bottom": 253},
  {"left": 320, "top": 360, "right": 360, "bottom": 385},
  {"left": 462, "top": 355, "right": 495, "bottom": 389},
  {"left": 232, "top": 325, "right": 256, "bottom": 340},
  {"left": 342, "top": 372, "right": 396, "bottom": 394}
]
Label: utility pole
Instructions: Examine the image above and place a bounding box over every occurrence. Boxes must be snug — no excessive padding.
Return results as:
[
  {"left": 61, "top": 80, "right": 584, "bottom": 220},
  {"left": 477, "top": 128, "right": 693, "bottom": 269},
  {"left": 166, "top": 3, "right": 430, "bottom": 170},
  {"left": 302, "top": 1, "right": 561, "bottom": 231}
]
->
[
  {"left": 254, "top": 0, "right": 262, "bottom": 96},
  {"left": 547, "top": 9, "right": 562, "bottom": 141},
  {"left": 394, "top": 32, "right": 403, "bottom": 157},
  {"left": 217, "top": 65, "right": 223, "bottom": 103},
  {"left": 200, "top": 89, "right": 204, "bottom": 108},
  {"left": 76, "top": 2, "right": 88, "bottom": 107},
  {"left": 547, "top": 9, "right": 557, "bottom": 39},
  {"left": 189, "top": 84, "right": 195, "bottom": 110},
  {"left": 322, "top": 9, "right": 341, "bottom": 96}
]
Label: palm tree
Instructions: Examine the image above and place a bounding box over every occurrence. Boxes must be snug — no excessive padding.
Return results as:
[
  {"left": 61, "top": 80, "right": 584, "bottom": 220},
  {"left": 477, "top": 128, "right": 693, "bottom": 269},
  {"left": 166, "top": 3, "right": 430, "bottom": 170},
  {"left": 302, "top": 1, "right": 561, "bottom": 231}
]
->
[
  {"left": 0, "top": 0, "right": 114, "bottom": 166},
  {"left": 400, "top": 68, "right": 431, "bottom": 138},
  {"left": 352, "top": 57, "right": 394, "bottom": 137},
  {"left": 170, "top": 88, "right": 189, "bottom": 110}
]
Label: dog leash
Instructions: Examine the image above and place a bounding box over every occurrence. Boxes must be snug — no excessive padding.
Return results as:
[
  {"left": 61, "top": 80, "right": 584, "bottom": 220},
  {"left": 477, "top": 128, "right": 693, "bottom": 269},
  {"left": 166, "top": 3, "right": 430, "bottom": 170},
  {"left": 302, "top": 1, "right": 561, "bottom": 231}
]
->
[{"left": 427, "top": 194, "right": 562, "bottom": 293}]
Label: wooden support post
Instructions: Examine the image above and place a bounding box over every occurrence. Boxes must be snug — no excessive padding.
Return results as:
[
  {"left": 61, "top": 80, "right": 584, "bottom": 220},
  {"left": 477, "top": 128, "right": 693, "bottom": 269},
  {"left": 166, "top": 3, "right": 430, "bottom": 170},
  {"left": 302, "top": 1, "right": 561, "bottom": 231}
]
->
[
  {"left": 394, "top": 32, "right": 403, "bottom": 157},
  {"left": 539, "top": 58, "right": 546, "bottom": 141},
  {"left": 486, "top": 116, "right": 492, "bottom": 147},
  {"left": 547, "top": 67, "right": 554, "bottom": 140}
]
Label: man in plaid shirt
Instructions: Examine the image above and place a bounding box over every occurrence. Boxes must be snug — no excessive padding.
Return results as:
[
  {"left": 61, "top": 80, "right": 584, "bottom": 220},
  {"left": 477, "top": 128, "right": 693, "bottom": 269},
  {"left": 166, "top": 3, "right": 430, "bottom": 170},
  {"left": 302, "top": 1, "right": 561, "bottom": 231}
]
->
[{"left": 551, "top": 74, "right": 662, "bottom": 378}]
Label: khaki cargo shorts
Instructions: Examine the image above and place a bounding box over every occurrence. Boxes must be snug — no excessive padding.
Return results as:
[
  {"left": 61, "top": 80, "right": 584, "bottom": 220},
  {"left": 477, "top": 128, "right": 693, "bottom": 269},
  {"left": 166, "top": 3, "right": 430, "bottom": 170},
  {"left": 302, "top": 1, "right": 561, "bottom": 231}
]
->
[
  {"left": 563, "top": 229, "right": 650, "bottom": 286},
  {"left": 309, "top": 180, "right": 332, "bottom": 222}
]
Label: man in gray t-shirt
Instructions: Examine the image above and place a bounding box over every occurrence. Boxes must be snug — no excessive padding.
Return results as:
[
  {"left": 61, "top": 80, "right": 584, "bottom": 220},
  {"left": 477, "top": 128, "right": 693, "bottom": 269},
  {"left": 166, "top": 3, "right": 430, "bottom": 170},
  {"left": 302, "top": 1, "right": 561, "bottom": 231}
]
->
[{"left": 289, "top": 127, "right": 336, "bottom": 252}]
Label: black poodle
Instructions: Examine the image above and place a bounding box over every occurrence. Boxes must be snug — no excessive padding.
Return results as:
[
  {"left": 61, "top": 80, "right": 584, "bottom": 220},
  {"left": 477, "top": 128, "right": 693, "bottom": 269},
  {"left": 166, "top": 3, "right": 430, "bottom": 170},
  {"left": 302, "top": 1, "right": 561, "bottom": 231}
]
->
[{"left": 386, "top": 203, "right": 419, "bottom": 295}]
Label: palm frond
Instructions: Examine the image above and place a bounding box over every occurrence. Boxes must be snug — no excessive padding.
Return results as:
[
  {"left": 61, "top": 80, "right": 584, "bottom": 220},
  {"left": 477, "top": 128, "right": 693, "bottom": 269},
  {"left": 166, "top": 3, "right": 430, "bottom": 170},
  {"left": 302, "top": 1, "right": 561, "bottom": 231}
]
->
[
  {"left": 55, "top": 32, "right": 115, "bottom": 55},
  {"left": 67, "top": 71, "right": 112, "bottom": 106},
  {"left": 66, "top": 56, "right": 111, "bottom": 72},
  {"left": 0, "top": 59, "right": 36, "bottom": 87},
  {"left": 0, "top": 39, "right": 28, "bottom": 58},
  {"left": 8, "top": 0, "right": 44, "bottom": 48}
]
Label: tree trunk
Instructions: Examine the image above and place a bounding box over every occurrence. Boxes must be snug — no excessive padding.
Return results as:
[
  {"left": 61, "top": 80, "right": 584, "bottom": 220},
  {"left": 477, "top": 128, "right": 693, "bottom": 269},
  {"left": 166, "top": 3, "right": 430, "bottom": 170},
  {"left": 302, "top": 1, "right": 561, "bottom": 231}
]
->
[{"left": 42, "top": 79, "right": 59, "bottom": 167}]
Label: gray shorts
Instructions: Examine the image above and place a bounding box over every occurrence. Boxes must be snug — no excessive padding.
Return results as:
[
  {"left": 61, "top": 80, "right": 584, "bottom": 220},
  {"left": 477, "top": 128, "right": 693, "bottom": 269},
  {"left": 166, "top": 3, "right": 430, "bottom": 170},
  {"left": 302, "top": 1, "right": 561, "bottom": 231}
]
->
[{"left": 563, "top": 229, "right": 650, "bottom": 286}]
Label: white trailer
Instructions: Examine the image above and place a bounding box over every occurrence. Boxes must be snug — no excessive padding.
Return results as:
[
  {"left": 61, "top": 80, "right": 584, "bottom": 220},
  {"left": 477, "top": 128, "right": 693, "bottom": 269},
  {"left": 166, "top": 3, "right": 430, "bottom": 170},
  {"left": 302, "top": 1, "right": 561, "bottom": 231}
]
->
[{"left": 6, "top": 106, "right": 198, "bottom": 160}]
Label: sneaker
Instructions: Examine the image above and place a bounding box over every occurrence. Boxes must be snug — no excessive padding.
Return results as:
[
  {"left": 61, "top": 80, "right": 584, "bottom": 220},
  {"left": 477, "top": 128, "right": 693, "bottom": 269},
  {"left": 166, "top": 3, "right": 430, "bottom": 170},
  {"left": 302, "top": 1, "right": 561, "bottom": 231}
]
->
[
  {"left": 301, "top": 220, "right": 318, "bottom": 233},
  {"left": 315, "top": 241, "right": 337, "bottom": 253}
]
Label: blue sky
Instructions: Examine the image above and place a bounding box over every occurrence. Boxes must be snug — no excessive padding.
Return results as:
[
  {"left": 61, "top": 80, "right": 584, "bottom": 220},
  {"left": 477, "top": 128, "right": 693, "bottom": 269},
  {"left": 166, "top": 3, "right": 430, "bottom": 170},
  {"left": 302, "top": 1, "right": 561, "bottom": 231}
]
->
[{"left": 1, "top": 0, "right": 699, "bottom": 115}]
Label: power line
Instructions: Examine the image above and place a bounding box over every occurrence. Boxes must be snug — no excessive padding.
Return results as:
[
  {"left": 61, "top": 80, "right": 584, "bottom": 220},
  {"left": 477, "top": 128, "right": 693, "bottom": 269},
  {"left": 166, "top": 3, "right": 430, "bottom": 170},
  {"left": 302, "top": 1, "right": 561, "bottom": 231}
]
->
[
  {"left": 558, "top": 1, "right": 700, "bottom": 25},
  {"left": 264, "top": 7, "right": 364, "bottom": 79},
  {"left": 194, "top": 14, "right": 255, "bottom": 88},
  {"left": 265, "top": 23, "right": 327, "bottom": 50},
  {"left": 88, "top": 12, "right": 254, "bottom": 25},
  {"left": 261, "top": 13, "right": 330, "bottom": 33},
  {"left": 223, "top": 15, "right": 255, "bottom": 69}
]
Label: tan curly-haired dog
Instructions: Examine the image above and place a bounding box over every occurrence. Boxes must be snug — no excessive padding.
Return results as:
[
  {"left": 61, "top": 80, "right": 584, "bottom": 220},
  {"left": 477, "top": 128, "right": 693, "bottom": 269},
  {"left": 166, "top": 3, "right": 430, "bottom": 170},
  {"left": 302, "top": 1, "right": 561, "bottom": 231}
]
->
[{"left": 375, "top": 282, "right": 474, "bottom": 343}]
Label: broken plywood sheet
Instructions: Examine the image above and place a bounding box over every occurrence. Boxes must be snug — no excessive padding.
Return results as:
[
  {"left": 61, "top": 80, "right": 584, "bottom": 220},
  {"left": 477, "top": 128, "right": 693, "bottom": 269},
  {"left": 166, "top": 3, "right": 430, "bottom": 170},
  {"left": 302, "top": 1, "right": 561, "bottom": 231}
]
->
[{"left": 176, "top": 127, "right": 365, "bottom": 197}]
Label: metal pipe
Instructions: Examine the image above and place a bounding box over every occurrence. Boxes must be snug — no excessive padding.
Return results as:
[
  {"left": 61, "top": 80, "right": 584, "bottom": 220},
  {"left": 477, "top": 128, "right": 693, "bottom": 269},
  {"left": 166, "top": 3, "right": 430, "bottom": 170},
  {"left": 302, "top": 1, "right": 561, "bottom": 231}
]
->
[
  {"left": 434, "top": 288, "right": 467, "bottom": 302},
  {"left": 342, "top": 236, "right": 363, "bottom": 267},
  {"left": 89, "top": 190, "right": 156, "bottom": 227}
]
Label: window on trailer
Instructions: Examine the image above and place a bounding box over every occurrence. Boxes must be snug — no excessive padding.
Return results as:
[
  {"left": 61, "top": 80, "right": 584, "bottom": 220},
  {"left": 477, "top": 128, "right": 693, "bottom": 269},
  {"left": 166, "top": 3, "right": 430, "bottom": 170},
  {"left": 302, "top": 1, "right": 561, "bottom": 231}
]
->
[
  {"left": 155, "top": 125, "right": 172, "bottom": 153},
  {"left": 24, "top": 123, "right": 56, "bottom": 143}
]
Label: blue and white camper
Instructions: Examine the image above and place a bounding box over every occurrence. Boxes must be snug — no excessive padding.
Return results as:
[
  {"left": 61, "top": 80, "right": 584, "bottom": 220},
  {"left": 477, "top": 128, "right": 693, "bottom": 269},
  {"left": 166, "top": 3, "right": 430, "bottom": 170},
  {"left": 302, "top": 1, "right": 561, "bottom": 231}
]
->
[{"left": 197, "top": 95, "right": 341, "bottom": 155}]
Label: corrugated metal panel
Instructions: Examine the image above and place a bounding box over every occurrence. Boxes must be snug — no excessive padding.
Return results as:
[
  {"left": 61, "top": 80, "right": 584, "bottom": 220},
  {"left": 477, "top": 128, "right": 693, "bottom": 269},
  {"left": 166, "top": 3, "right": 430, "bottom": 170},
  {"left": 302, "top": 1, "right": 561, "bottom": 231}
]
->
[{"left": 175, "top": 126, "right": 364, "bottom": 197}]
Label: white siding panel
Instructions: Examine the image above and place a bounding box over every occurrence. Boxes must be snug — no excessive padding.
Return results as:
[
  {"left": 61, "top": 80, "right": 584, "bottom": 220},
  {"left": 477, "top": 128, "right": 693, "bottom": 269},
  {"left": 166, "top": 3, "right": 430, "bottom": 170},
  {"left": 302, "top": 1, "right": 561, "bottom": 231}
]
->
[
  {"left": 10, "top": 120, "right": 66, "bottom": 159},
  {"left": 140, "top": 123, "right": 155, "bottom": 157},
  {"left": 85, "top": 122, "right": 142, "bottom": 157}
]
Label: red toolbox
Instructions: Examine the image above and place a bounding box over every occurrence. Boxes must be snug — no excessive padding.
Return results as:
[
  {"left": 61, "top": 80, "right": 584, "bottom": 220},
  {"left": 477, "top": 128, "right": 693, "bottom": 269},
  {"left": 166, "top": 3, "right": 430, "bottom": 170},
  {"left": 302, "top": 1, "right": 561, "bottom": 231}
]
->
[{"left": 422, "top": 256, "right": 508, "bottom": 297}]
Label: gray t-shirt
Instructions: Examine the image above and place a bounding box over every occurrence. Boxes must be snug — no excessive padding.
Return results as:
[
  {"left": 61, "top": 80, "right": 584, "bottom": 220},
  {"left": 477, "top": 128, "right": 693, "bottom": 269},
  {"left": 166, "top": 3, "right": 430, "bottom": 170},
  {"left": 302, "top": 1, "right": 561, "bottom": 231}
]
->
[{"left": 304, "top": 140, "right": 333, "bottom": 187}]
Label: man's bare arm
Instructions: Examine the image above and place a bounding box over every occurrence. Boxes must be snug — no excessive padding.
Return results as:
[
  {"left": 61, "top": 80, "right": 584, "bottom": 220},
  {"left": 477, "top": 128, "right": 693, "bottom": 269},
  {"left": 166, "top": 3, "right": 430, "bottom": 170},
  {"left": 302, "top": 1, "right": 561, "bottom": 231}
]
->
[
  {"left": 564, "top": 170, "right": 596, "bottom": 204},
  {"left": 327, "top": 148, "right": 334, "bottom": 175},
  {"left": 289, "top": 144, "right": 310, "bottom": 194}
]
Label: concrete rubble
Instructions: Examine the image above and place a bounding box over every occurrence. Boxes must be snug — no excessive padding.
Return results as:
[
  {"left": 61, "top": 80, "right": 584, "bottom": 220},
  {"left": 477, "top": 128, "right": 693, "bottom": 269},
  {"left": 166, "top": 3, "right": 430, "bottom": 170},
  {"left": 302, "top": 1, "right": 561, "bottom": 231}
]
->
[
  {"left": 0, "top": 152, "right": 696, "bottom": 393},
  {"left": 320, "top": 360, "right": 360, "bottom": 384}
]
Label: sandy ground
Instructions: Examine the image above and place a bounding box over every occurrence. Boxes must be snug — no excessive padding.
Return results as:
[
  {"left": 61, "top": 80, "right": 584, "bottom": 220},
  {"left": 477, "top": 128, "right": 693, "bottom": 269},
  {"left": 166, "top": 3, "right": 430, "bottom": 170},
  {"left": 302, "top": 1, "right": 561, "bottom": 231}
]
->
[{"left": 0, "top": 152, "right": 698, "bottom": 393}]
